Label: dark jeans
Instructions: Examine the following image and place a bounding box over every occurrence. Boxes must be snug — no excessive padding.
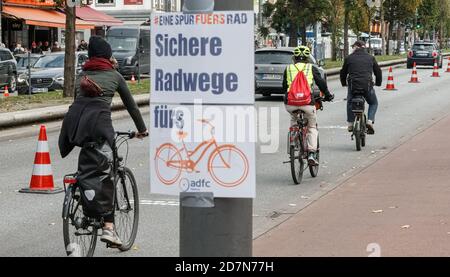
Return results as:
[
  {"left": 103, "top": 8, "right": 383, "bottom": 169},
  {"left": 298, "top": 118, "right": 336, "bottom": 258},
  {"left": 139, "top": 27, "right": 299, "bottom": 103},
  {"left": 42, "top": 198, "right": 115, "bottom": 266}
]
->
[{"left": 347, "top": 86, "right": 378, "bottom": 123}]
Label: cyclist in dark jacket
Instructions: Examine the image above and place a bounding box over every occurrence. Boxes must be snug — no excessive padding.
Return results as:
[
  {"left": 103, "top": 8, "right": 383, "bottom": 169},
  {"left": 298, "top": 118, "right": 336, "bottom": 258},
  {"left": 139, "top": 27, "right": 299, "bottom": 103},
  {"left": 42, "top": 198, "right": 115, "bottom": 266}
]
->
[
  {"left": 59, "top": 36, "right": 147, "bottom": 247},
  {"left": 340, "top": 40, "right": 382, "bottom": 134}
]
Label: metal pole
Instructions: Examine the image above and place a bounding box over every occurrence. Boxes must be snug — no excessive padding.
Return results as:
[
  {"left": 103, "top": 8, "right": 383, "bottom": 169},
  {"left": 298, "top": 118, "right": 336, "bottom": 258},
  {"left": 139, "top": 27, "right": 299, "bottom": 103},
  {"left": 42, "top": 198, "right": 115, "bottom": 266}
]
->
[
  {"left": 0, "top": 0, "right": 2, "bottom": 46},
  {"left": 28, "top": 50, "right": 32, "bottom": 96},
  {"left": 179, "top": 0, "right": 253, "bottom": 257}
]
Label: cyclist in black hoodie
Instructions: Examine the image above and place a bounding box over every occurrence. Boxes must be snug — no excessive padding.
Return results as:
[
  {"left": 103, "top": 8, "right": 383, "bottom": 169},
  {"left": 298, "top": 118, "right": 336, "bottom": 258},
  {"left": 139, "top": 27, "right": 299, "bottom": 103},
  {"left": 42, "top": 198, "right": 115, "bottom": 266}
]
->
[{"left": 340, "top": 40, "right": 382, "bottom": 134}]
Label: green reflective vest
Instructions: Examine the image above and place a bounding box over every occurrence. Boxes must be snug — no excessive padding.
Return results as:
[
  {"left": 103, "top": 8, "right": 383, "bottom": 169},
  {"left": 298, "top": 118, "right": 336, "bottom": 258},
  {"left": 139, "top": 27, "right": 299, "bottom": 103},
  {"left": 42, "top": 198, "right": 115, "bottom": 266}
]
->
[{"left": 286, "top": 63, "right": 313, "bottom": 91}]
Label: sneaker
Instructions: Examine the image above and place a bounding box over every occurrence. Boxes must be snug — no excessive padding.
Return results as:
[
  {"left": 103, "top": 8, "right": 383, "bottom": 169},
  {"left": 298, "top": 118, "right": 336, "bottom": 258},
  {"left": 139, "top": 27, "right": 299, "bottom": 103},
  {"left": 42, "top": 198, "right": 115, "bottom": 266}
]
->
[
  {"left": 307, "top": 152, "right": 319, "bottom": 166},
  {"left": 366, "top": 120, "right": 375, "bottom": 135},
  {"left": 100, "top": 228, "right": 123, "bottom": 247}
]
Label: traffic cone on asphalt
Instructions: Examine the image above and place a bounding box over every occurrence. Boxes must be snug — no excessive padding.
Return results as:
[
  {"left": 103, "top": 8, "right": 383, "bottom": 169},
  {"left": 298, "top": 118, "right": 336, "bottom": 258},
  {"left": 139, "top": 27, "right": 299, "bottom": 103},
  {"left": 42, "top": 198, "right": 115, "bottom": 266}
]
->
[
  {"left": 19, "top": 125, "right": 63, "bottom": 194},
  {"left": 446, "top": 57, "right": 450, "bottom": 73},
  {"left": 431, "top": 59, "right": 440, "bottom": 77},
  {"left": 384, "top": 67, "right": 397, "bottom": 91},
  {"left": 131, "top": 74, "right": 136, "bottom": 83},
  {"left": 409, "top": 62, "right": 420, "bottom": 83},
  {"left": 3, "top": 85, "right": 9, "bottom": 97}
]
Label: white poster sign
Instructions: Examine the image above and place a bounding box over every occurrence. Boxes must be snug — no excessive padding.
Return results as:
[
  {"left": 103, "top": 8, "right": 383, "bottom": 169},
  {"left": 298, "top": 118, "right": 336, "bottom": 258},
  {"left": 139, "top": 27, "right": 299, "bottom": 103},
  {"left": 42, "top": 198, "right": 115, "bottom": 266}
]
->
[
  {"left": 150, "top": 103, "right": 256, "bottom": 198},
  {"left": 150, "top": 11, "right": 255, "bottom": 104}
]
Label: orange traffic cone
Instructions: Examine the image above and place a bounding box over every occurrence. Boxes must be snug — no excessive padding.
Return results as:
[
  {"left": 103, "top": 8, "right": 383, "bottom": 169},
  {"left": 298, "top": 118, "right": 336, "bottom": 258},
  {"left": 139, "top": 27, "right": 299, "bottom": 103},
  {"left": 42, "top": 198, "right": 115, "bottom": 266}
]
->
[
  {"left": 446, "top": 57, "right": 450, "bottom": 73},
  {"left": 384, "top": 67, "right": 397, "bottom": 91},
  {"left": 409, "top": 62, "right": 420, "bottom": 83},
  {"left": 3, "top": 85, "right": 9, "bottom": 97},
  {"left": 131, "top": 74, "right": 136, "bottom": 83},
  {"left": 431, "top": 59, "right": 440, "bottom": 77},
  {"left": 20, "top": 125, "right": 63, "bottom": 194}
]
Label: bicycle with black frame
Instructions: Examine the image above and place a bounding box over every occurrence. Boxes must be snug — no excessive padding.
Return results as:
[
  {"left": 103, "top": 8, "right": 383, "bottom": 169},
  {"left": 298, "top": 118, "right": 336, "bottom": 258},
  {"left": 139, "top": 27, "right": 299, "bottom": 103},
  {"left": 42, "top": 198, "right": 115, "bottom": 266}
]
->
[
  {"left": 285, "top": 96, "right": 324, "bottom": 185},
  {"left": 62, "top": 131, "right": 146, "bottom": 257},
  {"left": 350, "top": 89, "right": 367, "bottom": 151}
]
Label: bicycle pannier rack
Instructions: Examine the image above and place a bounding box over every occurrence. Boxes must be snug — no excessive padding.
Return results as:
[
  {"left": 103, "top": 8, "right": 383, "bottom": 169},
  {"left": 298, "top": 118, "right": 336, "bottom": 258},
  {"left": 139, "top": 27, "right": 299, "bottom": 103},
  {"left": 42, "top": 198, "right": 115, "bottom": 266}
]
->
[{"left": 351, "top": 96, "right": 365, "bottom": 113}]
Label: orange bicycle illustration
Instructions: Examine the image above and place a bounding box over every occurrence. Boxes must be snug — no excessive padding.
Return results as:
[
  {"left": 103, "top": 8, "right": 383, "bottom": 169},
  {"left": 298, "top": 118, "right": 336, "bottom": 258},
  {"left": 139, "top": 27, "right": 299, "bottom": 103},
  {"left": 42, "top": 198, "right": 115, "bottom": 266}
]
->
[{"left": 154, "top": 119, "right": 249, "bottom": 188}]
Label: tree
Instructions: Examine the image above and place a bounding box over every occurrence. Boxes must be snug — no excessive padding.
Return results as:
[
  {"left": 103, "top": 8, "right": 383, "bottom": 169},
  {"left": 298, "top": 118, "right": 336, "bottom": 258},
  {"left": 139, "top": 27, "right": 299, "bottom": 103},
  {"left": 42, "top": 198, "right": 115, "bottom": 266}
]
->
[
  {"left": 349, "top": 0, "right": 370, "bottom": 38},
  {"left": 384, "top": 0, "right": 422, "bottom": 54},
  {"left": 64, "top": 4, "right": 76, "bottom": 98},
  {"left": 324, "top": 0, "right": 345, "bottom": 60},
  {"left": 262, "top": 0, "right": 329, "bottom": 47},
  {"left": 54, "top": 0, "right": 77, "bottom": 98},
  {"left": 344, "top": 0, "right": 356, "bottom": 57}
]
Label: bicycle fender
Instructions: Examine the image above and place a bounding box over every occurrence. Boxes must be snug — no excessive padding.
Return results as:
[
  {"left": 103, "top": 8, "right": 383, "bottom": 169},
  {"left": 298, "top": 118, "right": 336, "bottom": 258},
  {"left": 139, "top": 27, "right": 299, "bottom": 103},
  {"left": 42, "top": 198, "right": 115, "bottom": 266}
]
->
[{"left": 62, "top": 186, "right": 73, "bottom": 220}]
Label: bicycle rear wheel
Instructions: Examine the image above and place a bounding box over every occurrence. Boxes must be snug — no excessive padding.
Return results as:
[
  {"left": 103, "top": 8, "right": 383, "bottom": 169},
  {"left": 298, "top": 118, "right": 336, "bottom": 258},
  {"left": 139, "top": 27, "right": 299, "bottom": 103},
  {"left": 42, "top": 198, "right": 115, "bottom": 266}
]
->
[
  {"left": 114, "top": 167, "right": 139, "bottom": 251},
  {"left": 354, "top": 118, "right": 362, "bottom": 151},
  {"left": 361, "top": 114, "right": 367, "bottom": 147},
  {"left": 290, "top": 145, "right": 304, "bottom": 185},
  {"left": 62, "top": 185, "right": 97, "bottom": 257}
]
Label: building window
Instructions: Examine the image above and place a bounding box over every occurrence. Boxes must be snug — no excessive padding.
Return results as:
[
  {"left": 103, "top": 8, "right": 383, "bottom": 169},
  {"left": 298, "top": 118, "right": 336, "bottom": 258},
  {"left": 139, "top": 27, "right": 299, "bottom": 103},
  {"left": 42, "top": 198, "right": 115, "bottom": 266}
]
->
[{"left": 96, "top": 0, "right": 115, "bottom": 6}]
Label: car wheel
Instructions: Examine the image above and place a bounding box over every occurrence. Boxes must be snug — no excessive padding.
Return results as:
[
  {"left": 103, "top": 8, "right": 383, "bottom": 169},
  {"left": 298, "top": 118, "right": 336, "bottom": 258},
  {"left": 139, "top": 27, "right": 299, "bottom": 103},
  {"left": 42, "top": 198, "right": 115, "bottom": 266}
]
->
[
  {"left": 8, "top": 74, "right": 17, "bottom": 93},
  {"left": 406, "top": 63, "right": 413, "bottom": 69}
]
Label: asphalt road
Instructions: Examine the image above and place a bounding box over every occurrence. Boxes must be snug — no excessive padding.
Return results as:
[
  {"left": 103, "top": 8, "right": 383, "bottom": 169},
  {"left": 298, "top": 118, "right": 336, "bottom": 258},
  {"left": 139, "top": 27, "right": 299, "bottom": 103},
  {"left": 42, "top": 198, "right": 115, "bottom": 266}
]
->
[{"left": 1, "top": 65, "right": 450, "bottom": 256}]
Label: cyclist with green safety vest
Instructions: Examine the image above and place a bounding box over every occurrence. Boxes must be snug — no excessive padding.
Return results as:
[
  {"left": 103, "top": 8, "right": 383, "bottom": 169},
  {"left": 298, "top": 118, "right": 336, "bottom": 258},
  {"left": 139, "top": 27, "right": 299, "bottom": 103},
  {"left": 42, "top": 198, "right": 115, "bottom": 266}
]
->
[{"left": 282, "top": 45, "right": 334, "bottom": 165}]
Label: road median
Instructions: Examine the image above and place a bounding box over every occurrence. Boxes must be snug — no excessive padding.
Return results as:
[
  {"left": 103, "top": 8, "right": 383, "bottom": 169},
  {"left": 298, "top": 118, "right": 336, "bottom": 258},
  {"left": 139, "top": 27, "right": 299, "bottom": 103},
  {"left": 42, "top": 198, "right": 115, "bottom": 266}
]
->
[{"left": 0, "top": 94, "right": 149, "bottom": 129}]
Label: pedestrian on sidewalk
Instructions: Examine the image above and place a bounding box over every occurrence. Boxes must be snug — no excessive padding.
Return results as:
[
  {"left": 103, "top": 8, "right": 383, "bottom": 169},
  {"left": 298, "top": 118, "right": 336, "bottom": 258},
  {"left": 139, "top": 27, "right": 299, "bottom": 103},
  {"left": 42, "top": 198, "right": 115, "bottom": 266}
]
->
[{"left": 58, "top": 36, "right": 148, "bottom": 248}]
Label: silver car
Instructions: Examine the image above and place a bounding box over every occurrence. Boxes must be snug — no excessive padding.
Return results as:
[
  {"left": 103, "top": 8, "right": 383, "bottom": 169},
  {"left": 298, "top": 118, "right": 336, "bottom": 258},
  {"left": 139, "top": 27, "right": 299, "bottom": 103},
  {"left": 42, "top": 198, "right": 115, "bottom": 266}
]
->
[{"left": 255, "top": 47, "right": 327, "bottom": 97}]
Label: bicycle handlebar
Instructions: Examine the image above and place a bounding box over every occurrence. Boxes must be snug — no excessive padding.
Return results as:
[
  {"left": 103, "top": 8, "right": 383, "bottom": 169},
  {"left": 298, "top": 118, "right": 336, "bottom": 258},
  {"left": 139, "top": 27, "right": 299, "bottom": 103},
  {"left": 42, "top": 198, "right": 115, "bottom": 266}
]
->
[{"left": 115, "top": 131, "right": 149, "bottom": 139}]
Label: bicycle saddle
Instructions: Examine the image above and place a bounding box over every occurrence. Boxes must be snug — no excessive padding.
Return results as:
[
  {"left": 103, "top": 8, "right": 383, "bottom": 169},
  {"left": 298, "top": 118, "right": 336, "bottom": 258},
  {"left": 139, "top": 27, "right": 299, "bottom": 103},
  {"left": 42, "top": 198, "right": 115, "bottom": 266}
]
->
[{"left": 177, "top": 131, "right": 188, "bottom": 140}]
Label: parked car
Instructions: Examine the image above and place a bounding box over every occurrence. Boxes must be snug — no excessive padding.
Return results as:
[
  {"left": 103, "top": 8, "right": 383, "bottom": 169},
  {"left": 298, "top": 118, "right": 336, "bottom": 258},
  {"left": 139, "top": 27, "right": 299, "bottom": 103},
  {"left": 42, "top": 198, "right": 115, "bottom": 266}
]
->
[
  {"left": 407, "top": 41, "right": 443, "bottom": 69},
  {"left": 0, "top": 47, "right": 18, "bottom": 94},
  {"left": 106, "top": 24, "right": 150, "bottom": 78},
  {"left": 14, "top": 53, "right": 42, "bottom": 75},
  {"left": 255, "top": 47, "right": 326, "bottom": 97},
  {"left": 366, "top": 38, "right": 382, "bottom": 56},
  {"left": 17, "top": 51, "right": 88, "bottom": 94}
]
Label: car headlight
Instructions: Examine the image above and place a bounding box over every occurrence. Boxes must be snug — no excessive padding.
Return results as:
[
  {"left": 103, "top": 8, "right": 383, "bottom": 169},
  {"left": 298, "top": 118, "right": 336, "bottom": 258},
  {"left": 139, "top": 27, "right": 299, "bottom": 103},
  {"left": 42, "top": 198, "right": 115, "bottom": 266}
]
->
[
  {"left": 125, "top": 56, "right": 135, "bottom": 66},
  {"left": 55, "top": 76, "right": 64, "bottom": 82},
  {"left": 18, "top": 74, "right": 27, "bottom": 83}
]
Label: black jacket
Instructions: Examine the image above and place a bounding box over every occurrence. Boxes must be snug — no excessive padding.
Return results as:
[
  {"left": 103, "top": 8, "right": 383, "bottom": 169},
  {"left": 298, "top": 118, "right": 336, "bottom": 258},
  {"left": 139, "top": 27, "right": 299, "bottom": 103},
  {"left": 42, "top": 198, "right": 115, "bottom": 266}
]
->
[
  {"left": 282, "top": 63, "right": 332, "bottom": 105},
  {"left": 340, "top": 48, "right": 382, "bottom": 91},
  {"left": 59, "top": 97, "right": 115, "bottom": 158}
]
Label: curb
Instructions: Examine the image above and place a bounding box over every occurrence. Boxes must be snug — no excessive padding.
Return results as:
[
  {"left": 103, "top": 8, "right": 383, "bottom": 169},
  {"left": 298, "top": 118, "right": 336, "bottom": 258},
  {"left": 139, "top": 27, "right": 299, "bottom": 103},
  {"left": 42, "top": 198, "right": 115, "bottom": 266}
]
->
[{"left": 0, "top": 94, "right": 149, "bottom": 129}]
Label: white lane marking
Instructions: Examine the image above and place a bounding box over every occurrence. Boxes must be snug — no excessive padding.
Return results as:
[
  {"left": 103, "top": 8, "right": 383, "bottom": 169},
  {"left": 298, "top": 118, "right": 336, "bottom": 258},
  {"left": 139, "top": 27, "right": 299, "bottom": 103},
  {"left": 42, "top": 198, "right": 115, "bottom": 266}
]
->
[
  {"left": 319, "top": 126, "right": 348, "bottom": 129},
  {"left": 131, "top": 199, "right": 180, "bottom": 206}
]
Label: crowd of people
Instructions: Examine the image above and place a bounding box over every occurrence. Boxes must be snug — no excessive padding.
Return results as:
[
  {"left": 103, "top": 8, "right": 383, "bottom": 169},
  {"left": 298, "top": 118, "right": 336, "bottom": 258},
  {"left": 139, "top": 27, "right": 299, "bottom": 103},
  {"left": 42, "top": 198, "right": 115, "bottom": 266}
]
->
[{"left": 1, "top": 40, "right": 88, "bottom": 55}]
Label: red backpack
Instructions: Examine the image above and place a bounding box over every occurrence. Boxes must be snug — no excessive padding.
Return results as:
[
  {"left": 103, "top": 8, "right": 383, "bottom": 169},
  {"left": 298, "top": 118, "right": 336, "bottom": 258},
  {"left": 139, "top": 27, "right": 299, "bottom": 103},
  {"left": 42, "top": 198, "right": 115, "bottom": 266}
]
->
[{"left": 287, "top": 64, "right": 311, "bottom": 106}]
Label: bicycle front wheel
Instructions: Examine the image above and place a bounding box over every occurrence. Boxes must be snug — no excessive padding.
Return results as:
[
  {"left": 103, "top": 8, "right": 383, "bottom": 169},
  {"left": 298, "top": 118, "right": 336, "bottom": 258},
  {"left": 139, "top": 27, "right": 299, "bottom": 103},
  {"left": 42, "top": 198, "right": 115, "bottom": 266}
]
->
[
  {"left": 208, "top": 145, "right": 249, "bottom": 187},
  {"left": 309, "top": 135, "right": 319, "bottom": 177},
  {"left": 62, "top": 185, "right": 97, "bottom": 257},
  {"left": 114, "top": 167, "right": 139, "bottom": 251},
  {"left": 290, "top": 146, "right": 304, "bottom": 185}
]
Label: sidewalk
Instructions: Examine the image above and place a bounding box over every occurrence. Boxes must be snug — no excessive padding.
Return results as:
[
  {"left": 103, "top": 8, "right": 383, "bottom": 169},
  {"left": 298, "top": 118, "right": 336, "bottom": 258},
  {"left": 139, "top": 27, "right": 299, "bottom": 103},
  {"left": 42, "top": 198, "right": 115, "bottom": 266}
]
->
[{"left": 253, "top": 113, "right": 450, "bottom": 257}]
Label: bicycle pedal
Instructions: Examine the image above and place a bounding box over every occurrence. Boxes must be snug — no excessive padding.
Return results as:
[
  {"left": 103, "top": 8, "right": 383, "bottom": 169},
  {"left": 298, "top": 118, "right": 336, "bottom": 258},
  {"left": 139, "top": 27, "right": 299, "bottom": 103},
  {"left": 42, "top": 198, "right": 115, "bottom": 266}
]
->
[{"left": 106, "top": 243, "right": 120, "bottom": 249}]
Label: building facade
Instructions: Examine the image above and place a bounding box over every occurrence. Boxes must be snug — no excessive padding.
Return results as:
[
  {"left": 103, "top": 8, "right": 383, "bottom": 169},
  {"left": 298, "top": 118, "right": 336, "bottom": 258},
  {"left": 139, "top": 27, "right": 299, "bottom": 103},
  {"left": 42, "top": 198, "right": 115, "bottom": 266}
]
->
[
  {"left": 91, "top": 0, "right": 181, "bottom": 25},
  {"left": 0, "top": 0, "right": 122, "bottom": 51}
]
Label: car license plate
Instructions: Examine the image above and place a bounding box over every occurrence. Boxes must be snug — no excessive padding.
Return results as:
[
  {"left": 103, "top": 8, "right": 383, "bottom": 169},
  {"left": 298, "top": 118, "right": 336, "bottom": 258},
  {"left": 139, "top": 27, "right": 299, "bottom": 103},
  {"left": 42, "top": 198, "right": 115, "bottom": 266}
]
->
[
  {"left": 32, "top": 87, "right": 48, "bottom": 93},
  {"left": 416, "top": 52, "right": 428, "bottom": 57},
  {"left": 262, "top": 74, "right": 281, "bottom": 80}
]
